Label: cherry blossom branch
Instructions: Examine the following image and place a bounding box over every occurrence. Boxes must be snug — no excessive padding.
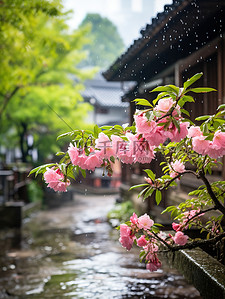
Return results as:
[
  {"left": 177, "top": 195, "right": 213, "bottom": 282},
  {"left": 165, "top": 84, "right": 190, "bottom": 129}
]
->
[
  {"left": 199, "top": 170, "right": 225, "bottom": 215},
  {"left": 184, "top": 207, "right": 217, "bottom": 226},
  {"left": 159, "top": 169, "right": 198, "bottom": 191},
  {"left": 151, "top": 231, "right": 173, "bottom": 250},
  {"left": 162, "top": 231, "right": 225, "bottom": 253},
  {"left": 156, "top": 94, "right": 183, "bottom": 122}
]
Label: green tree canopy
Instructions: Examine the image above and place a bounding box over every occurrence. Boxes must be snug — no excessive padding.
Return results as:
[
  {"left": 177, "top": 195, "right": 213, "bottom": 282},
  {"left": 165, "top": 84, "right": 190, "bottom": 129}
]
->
[
  {"left": 79, "top": 13, "right": 125, "bottom": 69},
  {"left": 0, "top": 0, "right": 96, "bottom": 163}
]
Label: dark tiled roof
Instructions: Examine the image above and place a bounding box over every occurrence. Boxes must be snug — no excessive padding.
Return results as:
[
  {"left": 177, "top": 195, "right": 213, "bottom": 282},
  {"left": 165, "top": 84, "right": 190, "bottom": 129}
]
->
[
  {"left": 103, "top": 0, "right": 225, "bottom": 82},
  {"left": 82, "top": 74, "right": 130, "bottom": 108}
]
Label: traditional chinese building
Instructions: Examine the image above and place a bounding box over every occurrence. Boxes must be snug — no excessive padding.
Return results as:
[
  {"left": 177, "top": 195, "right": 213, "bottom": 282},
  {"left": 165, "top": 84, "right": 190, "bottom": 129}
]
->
[{"left": 103, "top": 0, "right": 225, "bottom": 216}]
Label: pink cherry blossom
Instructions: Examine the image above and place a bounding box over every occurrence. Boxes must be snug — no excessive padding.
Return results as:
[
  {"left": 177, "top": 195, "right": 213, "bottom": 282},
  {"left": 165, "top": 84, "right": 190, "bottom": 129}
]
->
[
  {"left": 172, "top": 222, "right": 182, "bottom": 232},
  {"left": 137, "top": 214, "right": 154, "bottom": 230},
  {"left": 119, "top": 224, "right": 134, "bottom": 250},
  {"left": 212, "top": 130, "right": 225, "bottom": 150},
  {"left": 68, "top": 143, "right": 79, "bottom": 165},
  {"left": 130, "top": 212, "right": 138, "bottom": 225},
  {"left": 84, "top": 153, "right": 102, "bottom": 171},
  {"left": 68, "top": 144, "right": 89, "bottom": 169},
  {"left": 96, "top": 132, "right": 116, "bottom": 159},
  {"left": 173, "top": 231, "right": 188, "bottom": 245},
  {"left": 134, "top": 113, "right": 156, "bottom": 135},
  {"left": 170, "top": 160, "right": 185, "bottom": 178},
  {"left": 192, "top": 135, "right": 211, "bottom": 156},
  {"left": 111, "top": 135, "right": 134, "bottom": 164},
  {"left": 137, "top": 235, "right": 148, "bottom": 247},
  {"left": 144, "top": 177, "right": 153, "bottom": 185},
  {"left": 170, "top": 122, "right": 189, "bottom": 142},
  {"left": 127, "top": 134, "right": 155, "bottom": 164},
  {"left": 144, "top": 125, "right": 166, "bottom": 146},
  {"left": 187, "top": 126, "right": 202, "bottom": 138},
  {"left": 155, "top": 97, "right": 174, "bottom": 113},
  {"left": 44, "top": 168, "right": 70, "bottom": 192},
  {"left": 146, "top": 260, "right": 161, "bottom": 272}
]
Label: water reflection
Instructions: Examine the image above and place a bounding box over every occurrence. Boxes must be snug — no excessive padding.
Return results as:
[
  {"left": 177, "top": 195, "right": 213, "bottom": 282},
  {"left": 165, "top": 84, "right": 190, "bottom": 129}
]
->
[{"left": 0, "top": 194, "right": 201, "bottom": 298}]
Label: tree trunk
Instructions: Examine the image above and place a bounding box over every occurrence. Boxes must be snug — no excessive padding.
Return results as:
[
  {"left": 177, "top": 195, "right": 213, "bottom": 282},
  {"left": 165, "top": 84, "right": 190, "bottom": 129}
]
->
[{"left": 19, "top": 122, "right": 28, "bottom": 163}]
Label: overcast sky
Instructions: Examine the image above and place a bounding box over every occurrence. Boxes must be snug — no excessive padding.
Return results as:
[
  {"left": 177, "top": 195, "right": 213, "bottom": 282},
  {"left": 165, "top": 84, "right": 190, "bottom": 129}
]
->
[{"left": 63, "top": 0, "right": 173, "bottom": 46}]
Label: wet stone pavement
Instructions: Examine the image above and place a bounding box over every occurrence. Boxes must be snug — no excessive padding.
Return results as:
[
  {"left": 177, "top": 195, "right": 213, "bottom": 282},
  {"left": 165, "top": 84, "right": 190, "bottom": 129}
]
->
[{"left": 0, "top": 194, "right": 202, "bottom": 299}]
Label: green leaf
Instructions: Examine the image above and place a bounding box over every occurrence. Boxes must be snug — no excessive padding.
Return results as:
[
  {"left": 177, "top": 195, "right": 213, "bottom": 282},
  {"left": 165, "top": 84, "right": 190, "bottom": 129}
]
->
[
  {"left": 56, "top": 151, "right": 65, "bottom": 156},
  {"left": 217, "top": 104, "right": 225, "bottom": 110},
  {"left": 180, "top": 108, "right": 190, "bottom": 117},
  {"left": 152, "top": 92, "right": 168, "bottom": 105},
  {"left": 151, "top": 85, "right": 179, "bottom": 95},
  {"left": 172, "top": 117, "right": 180, "bottom": 133},
  {"left": 94, "top": 124, "right": 101, "bottom": 138},
  {"left": 188, "top": 87, "right": 217, "bottom": 93},
  {"left": 154, "top": 223, "right": 164, "bottom": 227},
  {"left": 155, "top": 189, "right": 162, "bottom": 205},
  {"left": 161, "top": 206, "right": 176, "bottom": 214},
  {"left": 183, "top": 118, "right": 195, "bottom": 125},
  {"left": 133, "top": 98, "right": 153, "bottom": 107},
  {"left": 57, "top": 131, "right": 73, "bottom": 140},
  {"left": 28, "top": 163, "right": 56, "bottom": 177},
  {"left": 110, "top": 156, "right": 115, "bottom": 163},
  {"left": 144, "top": 169, "right": 155, "bottom": 181},
  {"left": 178, "top": 95, "right": 195, "bottom": 107},
  {"left": 129, "top": 183, "right": 149, "bottom": 191},
  {"left": 138, "top": 187, "right": 150, "bottom": 198},
  {"left": 167, "top": 85, "right": 180, "bottom": 95},
  {"left": 171, "top": 208, "right": 179, "bottom": 218},
  {"left": 183, "top": 73, "right": 203, "bottom": 89},
  {"left": 114, "top": 125, "right": 124, "bottom": 131},
  {"left": 66, "top": 164, "right": 76, "bottom": 180},
  {"left": 100, "top": 125, "right": 113, "bottom": 130},
  {"left": 80, "top": 168, "right": 86, "bottom": 178},
  {"left": 143, "top": 187, "right": 154, "bottom": 200},
  {"left": 151, "top": 226, "right": 160, "bottom": 233},
  {"left": 85, "top": 130, "right": 94, "bottom": 135},
  {"left": 195, "top": 115, "right": 211, "bottom": 121}
]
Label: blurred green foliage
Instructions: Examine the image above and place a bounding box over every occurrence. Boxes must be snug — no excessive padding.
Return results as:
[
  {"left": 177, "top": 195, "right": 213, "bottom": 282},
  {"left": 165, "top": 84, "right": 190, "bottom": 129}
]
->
[
  {"left": 107, "top": 201, "right": 136, "bottom": 226},
  {"left": 27, "top": 180, "right": 43, "bottom": 203},
  {"left": 0, "top": 0, "right": 97, "bottom": 163},
  {"left": 79, "top": 13, "right": 125, "bottom": 69}
]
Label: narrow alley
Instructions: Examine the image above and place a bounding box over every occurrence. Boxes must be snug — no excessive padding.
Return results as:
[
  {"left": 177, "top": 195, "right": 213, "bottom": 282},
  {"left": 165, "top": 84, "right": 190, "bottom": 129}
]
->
[{"left": 0, "top": 193, "right": 201, "bottom": 298}]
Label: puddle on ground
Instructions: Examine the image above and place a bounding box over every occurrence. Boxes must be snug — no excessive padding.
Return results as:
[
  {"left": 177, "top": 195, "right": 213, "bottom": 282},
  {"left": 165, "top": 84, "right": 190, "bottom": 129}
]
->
[{"left": 0, "top": 194, "right": 202, "bottom": 299}]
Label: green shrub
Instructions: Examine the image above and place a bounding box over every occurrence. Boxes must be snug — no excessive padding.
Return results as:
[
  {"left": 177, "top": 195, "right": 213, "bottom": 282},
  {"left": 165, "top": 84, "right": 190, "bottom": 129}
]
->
[
  {"left": 107, "top": 201, "right": 137, "bottom": 226},
  {"left": 27, "top": 180, "right": 43, "bottom": 203}
]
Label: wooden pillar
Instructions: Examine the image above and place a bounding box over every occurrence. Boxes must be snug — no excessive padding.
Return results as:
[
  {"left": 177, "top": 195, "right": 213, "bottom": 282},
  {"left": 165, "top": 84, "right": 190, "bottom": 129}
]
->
[
  {"left": 217, "top": 39, "right": 223, "bottom": 106},
  {"left": 175, "top": 61, "right": 181, "bottom": 86},
  {"left": 217, "top": 36, "right": 225, "bottom": 180}
]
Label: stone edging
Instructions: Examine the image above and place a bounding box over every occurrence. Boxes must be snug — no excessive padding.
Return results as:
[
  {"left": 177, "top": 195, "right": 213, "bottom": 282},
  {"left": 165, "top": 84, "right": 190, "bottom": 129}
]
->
[{"left": 166, "top": 247, "right": 225, "bottom": 299}]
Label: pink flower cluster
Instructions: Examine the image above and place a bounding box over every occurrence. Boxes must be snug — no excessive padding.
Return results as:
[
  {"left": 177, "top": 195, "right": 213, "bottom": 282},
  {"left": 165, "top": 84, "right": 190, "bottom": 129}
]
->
[
  {"left": 188, "top": 126, "right": 225, "bottom": 159},
  {"left": 119, "top": 213, "right": 154, "bottom": 251},
  {"left": 68, "top": 131, "right": 156, "bottom": 174},
  {"left": 144, "top": 242, "right": 162, "bottom": 272},
  {"left": 172, "top": 231, "right": 188, "bottom": 245},
  {"left": 171, "top": 209, "right": 205, "bottom": 245},
  {"left": 119, "top": 224, "right": 134, "bottom": 251},
  {"left": 44, "top": 167, "right": 70, "bottom": 192},
  {"left": 134, "top": 98, "right": 189, "bottom": 147},
  {"left": 170, "top": 160, "right": 185, "bottom": 178},
  {"left": 68, "top": 143, "right": 103, "bottom": 172},
  {"left": 119, "top": 212, "right": 162, "bottom": 272}
]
